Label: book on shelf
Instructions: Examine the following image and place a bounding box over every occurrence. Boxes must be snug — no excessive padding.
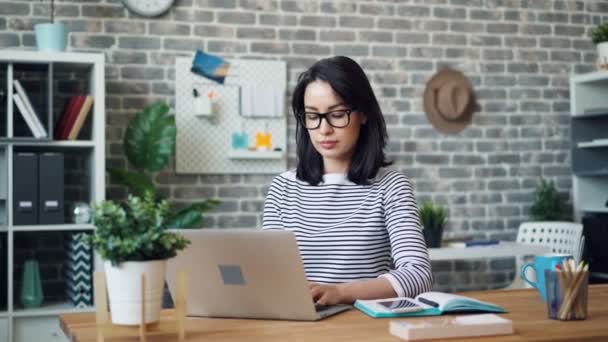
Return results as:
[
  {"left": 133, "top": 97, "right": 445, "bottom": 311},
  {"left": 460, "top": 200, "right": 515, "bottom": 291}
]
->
[
  {"left": 67, "top": 95, "right": 93, "bottom": 140},
  {"left": 354, "top": 291, "right": 506, "bottom": 318},
  {"left": 55, "top": 95, "right": 92, "bottom": 140},
  {"left": 13, "top": 79, "right": 47, "bottom": 138},
  {"left": 389, "top": 313, "right": 513, "bottom": 341},
  {"left": 13, "top": 93, "right": 45, "bottom": 138}
]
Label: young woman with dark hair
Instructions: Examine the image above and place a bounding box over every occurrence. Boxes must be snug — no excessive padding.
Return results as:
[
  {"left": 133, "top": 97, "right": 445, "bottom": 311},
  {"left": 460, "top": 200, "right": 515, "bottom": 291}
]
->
[{"left": 263, "top": 56, "right": 432, "bottom": 305}]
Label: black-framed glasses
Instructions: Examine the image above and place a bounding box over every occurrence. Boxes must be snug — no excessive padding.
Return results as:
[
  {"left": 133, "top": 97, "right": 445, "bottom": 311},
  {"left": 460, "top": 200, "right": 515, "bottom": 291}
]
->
[{"left": 299, "top": 108, "right": 356, "bottom": 130}]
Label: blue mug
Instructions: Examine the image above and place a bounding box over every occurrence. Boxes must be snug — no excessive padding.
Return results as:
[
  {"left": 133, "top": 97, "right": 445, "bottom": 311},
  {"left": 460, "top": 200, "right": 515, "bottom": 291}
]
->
[{"left": 521, "top": 254, "right": 571, "bottom": 301}]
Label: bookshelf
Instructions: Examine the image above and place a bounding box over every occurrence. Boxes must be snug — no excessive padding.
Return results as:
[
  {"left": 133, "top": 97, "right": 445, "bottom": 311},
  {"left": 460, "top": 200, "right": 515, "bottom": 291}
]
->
[
  {"left": 0, "top": 51, "right": 105, "bottom": 342},
  {"left": 570, "top": 72, "right": 608, "bottom": 221}
]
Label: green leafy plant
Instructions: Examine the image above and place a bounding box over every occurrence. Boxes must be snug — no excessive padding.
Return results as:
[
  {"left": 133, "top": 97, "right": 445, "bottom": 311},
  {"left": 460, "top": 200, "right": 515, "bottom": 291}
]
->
[
  {"left": 591, "top": 22, "right": 608, "bottom": 44},
  {"left": 530, "top": 178, "right": 571, "bottom": 221},
  {"left": 419, "top": 202, "right": 447, "bottom": 248},
  {"left": 85, "top": 193, "right": 190, "bottom": 266},
  {"left": 108, "top": 102, "right": 219, "bottom": 228}
]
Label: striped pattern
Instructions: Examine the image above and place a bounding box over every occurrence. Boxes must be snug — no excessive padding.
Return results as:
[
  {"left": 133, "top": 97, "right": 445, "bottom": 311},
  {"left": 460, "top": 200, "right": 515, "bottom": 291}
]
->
[
  {"left": 263, "top": 168, "right": 433, "bottom": 298},
  {"left": 64, "top": 233, "right": 93, "bottom": 307}
]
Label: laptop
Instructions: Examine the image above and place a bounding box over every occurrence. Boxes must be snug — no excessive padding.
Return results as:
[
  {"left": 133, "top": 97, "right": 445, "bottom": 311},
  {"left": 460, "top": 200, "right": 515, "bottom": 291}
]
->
[{"left": 165, "top": 229, "right": 351, "bottom": 321}]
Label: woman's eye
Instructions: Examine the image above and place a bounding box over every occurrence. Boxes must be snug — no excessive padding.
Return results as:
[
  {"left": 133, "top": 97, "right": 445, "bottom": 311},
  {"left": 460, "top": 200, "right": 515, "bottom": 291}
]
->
[
  {"left": 330, "top": 112, "right": 346, "bottom": 119},
  {"left": 305, "top": 114, "right": 319, "bottom": 120}
]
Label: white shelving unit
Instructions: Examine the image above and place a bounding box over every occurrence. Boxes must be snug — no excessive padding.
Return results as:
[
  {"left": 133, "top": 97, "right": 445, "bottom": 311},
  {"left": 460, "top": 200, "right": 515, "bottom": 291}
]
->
[
  {"left": 0, "top": 51, "right": 105, "bottom": 342},
  {"left": 570, "top": 72, "right": 608, "bottom": 221}
]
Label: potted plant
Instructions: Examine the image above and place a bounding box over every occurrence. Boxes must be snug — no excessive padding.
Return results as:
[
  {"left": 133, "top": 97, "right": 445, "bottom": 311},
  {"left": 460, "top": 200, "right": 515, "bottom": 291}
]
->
[
  {"left": 85, "top": 193, "right": 190, "bottom": 325},
  {"left": 591, "top": 22, "right": 608, "bottom": 70},
  {"left": 530, "top": 178, "right": 571, "bottom": 221},
  {"left": 419, "top": 202, "right": 447, "bottom": 248},
  {"left": 108, "top": 101, "right": 218, "bottom": 228},
  {"left": 35, "top": 0, "right": 68, "bottom": 52}
]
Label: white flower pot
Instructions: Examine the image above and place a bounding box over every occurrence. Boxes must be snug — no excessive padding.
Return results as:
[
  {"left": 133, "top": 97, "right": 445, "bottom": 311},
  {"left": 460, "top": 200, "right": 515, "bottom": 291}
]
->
[
  {"left": 104, "top": 260, "right": 166, "bottom": 325},
  {"left": 598, "top": 42, "right": 608, "bottom": 70}
]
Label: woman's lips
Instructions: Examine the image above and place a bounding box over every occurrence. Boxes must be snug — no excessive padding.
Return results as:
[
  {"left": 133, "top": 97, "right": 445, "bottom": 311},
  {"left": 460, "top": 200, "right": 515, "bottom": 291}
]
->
[{"left": 320, "top": 141, "right": 337, "bottom": 149}]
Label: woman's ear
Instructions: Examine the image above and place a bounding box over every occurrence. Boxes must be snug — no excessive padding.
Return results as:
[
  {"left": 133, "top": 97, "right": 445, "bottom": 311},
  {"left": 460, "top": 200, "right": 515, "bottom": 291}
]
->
[{"left": 361, "top": 112, "right": 368, "bottom": 125}]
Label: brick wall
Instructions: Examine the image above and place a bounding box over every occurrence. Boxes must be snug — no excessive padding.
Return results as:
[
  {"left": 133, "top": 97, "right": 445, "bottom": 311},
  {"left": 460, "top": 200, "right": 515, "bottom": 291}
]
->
[{"left": 1, "top": 0, "right": 605, "bottom": 291}]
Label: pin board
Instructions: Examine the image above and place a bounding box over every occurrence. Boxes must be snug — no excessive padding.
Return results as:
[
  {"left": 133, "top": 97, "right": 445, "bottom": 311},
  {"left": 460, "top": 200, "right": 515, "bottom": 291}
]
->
[{"left": 175, "top": 56, "right": 288, "bottom": 174}]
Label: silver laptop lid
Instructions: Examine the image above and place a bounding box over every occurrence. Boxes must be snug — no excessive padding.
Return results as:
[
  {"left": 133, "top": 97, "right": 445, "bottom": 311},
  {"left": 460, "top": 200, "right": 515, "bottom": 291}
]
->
[{"left": 166, "top": 229, "right": 322, "bottom": 320}]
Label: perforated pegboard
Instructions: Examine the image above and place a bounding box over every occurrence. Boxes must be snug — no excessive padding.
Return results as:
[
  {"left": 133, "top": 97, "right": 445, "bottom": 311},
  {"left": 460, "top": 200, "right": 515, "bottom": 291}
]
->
[{"left": 175, "top": 57, "right": 287, "bottom": 174}]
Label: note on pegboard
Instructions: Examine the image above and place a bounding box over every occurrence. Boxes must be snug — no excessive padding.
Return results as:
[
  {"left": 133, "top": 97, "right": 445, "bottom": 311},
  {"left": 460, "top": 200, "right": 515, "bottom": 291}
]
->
[{"left": 175, "top": 57, "right": 288, "bottom": 174}]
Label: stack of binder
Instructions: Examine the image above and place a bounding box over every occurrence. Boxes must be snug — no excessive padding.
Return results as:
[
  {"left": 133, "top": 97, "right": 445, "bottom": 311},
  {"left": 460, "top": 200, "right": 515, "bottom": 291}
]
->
[{"left": 13, "top": 152, "right": 64, "bottom": 225}]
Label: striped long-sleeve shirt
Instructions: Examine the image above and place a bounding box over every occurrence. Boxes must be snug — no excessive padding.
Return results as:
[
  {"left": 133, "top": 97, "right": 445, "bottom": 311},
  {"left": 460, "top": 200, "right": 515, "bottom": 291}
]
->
[{"left": 262, "top": 168, "right": 433, "bottom": 298}]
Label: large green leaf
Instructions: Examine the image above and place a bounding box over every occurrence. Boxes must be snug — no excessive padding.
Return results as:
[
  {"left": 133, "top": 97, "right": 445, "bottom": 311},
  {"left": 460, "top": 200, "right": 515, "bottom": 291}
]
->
[
  {"left": 166, "top": 200, "right": 221, "bottom": 229},
  {"left": 107, "top": 168, "right": 156, "bottom": 199},
  {"left": 124, "top": 102, "right": 177, "bottom": 172}
]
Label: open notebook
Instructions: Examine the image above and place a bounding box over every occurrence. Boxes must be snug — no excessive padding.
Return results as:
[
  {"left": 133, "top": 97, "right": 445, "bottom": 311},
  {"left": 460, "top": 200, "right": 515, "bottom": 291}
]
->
[{"left": 354, "top": 292, "right": 507, "bottom": 318}]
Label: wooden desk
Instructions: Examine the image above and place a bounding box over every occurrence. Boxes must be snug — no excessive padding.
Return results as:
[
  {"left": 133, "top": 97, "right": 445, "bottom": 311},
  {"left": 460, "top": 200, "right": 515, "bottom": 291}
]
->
[{"left": 61, "top": 285, "right": 608, "bottom": 342}]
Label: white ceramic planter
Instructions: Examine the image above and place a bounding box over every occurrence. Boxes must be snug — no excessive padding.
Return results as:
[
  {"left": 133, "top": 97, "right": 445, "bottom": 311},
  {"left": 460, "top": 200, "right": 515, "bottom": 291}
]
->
[
  {"left": 104, "top": 260, "right": 166, "bottom": 325},
  {"left": 598, "top": 42, "right": 608, "bottom": 70}
]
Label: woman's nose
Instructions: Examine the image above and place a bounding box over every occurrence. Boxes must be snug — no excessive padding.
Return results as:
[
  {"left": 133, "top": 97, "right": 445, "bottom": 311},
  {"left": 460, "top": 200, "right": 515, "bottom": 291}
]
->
[{"left": 318, "top": 117, "right": 333, "bottom": 134}]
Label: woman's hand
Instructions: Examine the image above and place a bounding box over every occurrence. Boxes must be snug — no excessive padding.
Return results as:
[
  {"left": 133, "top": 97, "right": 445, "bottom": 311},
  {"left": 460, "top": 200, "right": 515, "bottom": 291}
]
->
[{"left": 309, "top": 282, "right": 349, "bottom": 305}]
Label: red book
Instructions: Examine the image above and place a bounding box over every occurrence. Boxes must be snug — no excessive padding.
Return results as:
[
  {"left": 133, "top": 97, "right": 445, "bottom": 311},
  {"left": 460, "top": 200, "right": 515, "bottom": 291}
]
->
[
  {"left": 57, "top": 95, "right": 86, "bottom": 140},
  {"left": 55, "top": 96, "right": 77, "bottom": 140}
]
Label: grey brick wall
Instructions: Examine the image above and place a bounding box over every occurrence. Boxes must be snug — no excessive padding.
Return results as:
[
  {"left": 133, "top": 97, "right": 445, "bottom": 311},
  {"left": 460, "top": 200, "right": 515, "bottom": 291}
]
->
[{"left": 2, "top": 0, "right": 605, "bottom": 292}]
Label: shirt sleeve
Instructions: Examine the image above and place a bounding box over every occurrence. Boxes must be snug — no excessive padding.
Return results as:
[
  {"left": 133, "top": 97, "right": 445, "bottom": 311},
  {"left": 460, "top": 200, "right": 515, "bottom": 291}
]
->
[
  {"left": 262, "top": 176, "right": 285, "bottom": 230},
  {"left": 379, "top": 173, "right": 433, "bottom": 298}
]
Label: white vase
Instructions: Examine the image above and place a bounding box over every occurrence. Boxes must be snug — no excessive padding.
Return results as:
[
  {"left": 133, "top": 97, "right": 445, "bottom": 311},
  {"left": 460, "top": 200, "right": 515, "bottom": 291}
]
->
[
  {"left": 598, "top": 42, "right": 608, "bottom": 70},
  {"left": 104, "top": 260, "right": 166, "bottom": 325}
]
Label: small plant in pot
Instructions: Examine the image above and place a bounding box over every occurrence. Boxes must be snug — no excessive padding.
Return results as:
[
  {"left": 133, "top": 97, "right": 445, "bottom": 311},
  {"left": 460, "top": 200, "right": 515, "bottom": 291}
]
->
[
  {"left": 35, "top": 0, "right": 68, "bottom": 52},
  {"left": 419, "top": 202, "right": 447, "bottom": 248},
  {"left": 591, "top": 21, "right": 608, "bottom": 70},
  {"left": 84, "top": 193, "right": 190, "bottom": 325}
]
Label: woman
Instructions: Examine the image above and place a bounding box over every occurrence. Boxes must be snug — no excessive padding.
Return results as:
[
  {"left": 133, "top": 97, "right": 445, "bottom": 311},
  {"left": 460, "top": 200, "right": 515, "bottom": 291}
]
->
[{"left": 263, "top": 56, "right": 432, "bottom": 305}]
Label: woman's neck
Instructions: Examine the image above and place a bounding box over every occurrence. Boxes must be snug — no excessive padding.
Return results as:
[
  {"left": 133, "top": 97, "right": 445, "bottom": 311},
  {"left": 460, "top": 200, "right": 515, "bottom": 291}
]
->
[{"left": 323, "top": 158, "right": 350, "bottom": 174}]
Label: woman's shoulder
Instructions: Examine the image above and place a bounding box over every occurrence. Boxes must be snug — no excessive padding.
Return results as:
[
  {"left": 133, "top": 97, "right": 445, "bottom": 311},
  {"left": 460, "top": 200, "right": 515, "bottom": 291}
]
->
[
  {"left": 373, "top": 167, "right": 412, "bottom": 185},
  {"left": 270, "top": 169, "right": 298, "bottom": 186}
]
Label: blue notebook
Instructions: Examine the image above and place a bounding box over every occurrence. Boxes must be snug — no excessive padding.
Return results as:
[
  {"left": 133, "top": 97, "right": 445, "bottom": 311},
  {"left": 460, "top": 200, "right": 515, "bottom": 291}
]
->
[{"left": 354, "top": 292, "right": 507, "bottom": 318}]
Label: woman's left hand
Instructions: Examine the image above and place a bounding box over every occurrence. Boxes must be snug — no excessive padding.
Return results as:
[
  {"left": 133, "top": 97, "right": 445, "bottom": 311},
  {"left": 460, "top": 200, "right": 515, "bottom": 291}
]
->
[{"left": 309, "top": 282, "right": 348, "bottom": 305}]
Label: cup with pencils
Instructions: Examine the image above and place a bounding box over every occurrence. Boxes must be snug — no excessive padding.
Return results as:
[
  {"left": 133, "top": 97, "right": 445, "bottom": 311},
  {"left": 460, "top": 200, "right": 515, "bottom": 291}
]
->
[{"left": 544, "top": 259, "right": 589, "bottom": 321}]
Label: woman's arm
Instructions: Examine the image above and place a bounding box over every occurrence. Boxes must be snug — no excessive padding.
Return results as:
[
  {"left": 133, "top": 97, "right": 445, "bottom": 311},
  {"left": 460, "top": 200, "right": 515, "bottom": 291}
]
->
[
  {"left": 380, "top": 172, "right": 433, "bottom": 297},
  {"left": 262, "top": 176, "right": 284, "bottom": 230},
  {"left": 310, "top": 277, "right": 396, "bottom": 305}
]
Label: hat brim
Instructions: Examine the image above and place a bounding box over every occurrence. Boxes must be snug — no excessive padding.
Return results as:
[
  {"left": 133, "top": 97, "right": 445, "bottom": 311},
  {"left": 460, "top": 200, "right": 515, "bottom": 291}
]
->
[{"left": 423, "top": 69, "right": 475, "bottom": 134}]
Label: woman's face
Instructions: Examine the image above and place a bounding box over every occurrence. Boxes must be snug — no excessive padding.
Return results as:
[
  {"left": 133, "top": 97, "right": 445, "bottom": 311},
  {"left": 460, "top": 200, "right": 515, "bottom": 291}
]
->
[{"left": 302, "top": 80, "right": 366, "bottom": 171}]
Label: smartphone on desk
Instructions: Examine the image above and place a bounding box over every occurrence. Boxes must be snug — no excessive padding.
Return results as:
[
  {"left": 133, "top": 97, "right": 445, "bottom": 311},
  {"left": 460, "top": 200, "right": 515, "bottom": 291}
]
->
[{"left": 377, "top": 298, "right": 423, "bottom": 313}]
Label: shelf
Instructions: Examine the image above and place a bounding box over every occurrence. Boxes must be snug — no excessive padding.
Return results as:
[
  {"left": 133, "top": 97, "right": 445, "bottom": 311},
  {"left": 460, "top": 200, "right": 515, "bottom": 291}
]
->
[
  {"left": 573, "top": 110, "right": 608, "bottom": 119},
  {"left": 0, "top": 139, "right": 95, "bottom": 148},
  {"left": 577, "top": 139, "right": 608, "bottom": 148},
  {"left": 576, "top": 169, "right": 608, "bottom": 176},
  {"left": 228, "top": 150, "right": 285, "bottom": 160},
  {"left": 0, "top": 50, "right": 103, "bottom": 66},
  {"left": 572, "top": 71, "right": 608, "bottom": 85},
  {"left": 12, "top": 302, "right": 95, "bottom": 317},
  {"left": 581, "top": 207, "right": 608, "bottom": 214},
  {"left": 11, "top": 224, "right": 95, "bottom": 232}
]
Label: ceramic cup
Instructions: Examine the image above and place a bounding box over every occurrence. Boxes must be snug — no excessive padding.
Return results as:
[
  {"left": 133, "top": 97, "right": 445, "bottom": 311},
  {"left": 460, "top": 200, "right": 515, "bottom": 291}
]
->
[{"left": 521, "top": 254, "right": 571, "bottom": 301}]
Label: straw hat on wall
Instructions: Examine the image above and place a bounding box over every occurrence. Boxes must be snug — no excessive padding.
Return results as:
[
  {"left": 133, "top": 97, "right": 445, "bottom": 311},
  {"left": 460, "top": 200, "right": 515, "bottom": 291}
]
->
[{"left": 423, "top": 69, "right": 477, "bottom": 134}]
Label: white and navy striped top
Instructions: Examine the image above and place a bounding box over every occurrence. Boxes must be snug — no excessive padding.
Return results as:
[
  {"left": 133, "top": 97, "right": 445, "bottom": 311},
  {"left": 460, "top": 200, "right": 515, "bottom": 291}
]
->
[{"left": 262, "top": 168, "right": 433, "bottom": 298}]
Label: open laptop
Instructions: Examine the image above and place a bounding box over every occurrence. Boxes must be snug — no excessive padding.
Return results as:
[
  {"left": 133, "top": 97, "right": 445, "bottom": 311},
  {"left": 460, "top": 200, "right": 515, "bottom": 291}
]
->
[{"left": 165, "top": 229, "right": 351, "bottom": 321}]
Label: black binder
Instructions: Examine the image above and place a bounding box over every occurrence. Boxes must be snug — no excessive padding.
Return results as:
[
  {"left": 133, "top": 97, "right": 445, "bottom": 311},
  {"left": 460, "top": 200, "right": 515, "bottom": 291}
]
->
[
  {"left": 38, "top": 152, "right": 64, "bottom": 224},
  {"left": 13, "top": 152, "right": 38, "bottom": 225}
]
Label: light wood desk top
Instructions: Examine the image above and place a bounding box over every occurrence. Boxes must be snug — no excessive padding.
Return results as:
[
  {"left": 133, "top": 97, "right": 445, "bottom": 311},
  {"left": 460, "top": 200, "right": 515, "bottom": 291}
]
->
[{"left": 61, "top": 284, "right": 608, "bottom": 342}]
